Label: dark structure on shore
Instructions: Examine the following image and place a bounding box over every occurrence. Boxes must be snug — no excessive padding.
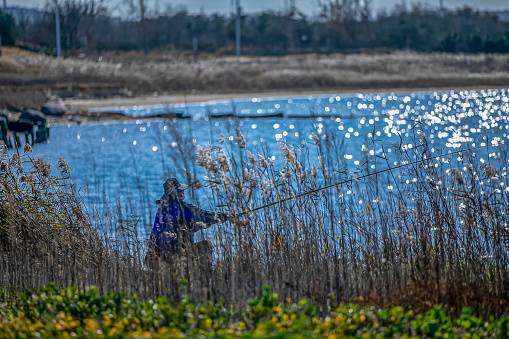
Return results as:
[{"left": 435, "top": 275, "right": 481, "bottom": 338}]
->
[
  {"left": 1, "top": 109, "right": 51, "bottom": 148},
  {"left": 0, "top": 112, "right": 9, "bottom": 147}
]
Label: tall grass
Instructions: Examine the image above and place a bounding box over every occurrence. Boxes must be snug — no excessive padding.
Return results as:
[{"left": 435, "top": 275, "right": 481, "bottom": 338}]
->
[
  {"left": 1, "top": 119, "right": 508, "bottom": 317},
  {"left": 6, "top": 52, "right": 509, "bottom": 96}
]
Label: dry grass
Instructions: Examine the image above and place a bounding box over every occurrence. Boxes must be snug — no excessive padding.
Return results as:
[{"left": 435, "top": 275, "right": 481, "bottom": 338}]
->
[
  {"left": 2, "top": 51, "right": 509, "bottom": 100},
  {"left": 0, "top": 47, "right": 39, "bottom": 59},
  {"left": 0, "top": 90, "right": 47, "bottom": 110},
  {"left": 1, "top": 120, "right": 508, "bottom": 316}
]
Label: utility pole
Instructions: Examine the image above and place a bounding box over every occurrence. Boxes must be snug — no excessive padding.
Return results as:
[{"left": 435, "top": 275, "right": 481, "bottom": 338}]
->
[
  {"left": 439, "top": 0, "right": 444, "bottom": 10},
  {"left": 3, "top": 0, "right": 6, "bottom": 9},
  {"left": 193, "top": 36, "right": 198, "bottom": 62},
  {"left": 55, "top": 5, "right": 61, "bottom": 58},
  {"left": 235, "top": 0, "right": 241, "bottom": 62}
]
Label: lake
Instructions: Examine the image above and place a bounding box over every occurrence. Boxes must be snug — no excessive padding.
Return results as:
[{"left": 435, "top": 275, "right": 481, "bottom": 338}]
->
[{"left": 31, "top": 88, "right": 509, "bottom": 236}]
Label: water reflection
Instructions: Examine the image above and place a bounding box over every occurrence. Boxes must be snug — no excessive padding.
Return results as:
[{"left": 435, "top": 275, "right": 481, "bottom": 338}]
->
[{"left": 29, "top": 88, "right": 509, "bottom": 236}]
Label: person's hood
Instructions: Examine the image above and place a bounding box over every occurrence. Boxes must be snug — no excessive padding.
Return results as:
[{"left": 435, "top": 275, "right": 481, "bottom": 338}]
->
[{"left": 156, "top": 177, "right": 188, "bottom": 204}]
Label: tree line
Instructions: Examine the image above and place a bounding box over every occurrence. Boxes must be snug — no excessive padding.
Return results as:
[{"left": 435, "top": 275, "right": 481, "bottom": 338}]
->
[{"left": 1, "top": 0, "right": 509, "bottom": 56}]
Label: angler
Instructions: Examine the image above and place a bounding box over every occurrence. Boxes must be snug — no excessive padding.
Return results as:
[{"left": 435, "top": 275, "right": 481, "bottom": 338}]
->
[{"left": 145, "top": 178, "right": 229, "bottom": 265}]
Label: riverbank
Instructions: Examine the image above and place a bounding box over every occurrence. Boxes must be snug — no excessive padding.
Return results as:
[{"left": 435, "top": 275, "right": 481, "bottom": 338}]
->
[{"left": 3, "top": 49, "right": 509, "bottom": 124}]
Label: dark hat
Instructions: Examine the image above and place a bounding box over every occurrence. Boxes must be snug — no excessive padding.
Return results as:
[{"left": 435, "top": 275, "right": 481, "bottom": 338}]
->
[
  {"left": 157, "top": 178, "right": 188, "bottom": 204},
  {"left": 164, "top": 177, "right": 189, "bottom": 192}
]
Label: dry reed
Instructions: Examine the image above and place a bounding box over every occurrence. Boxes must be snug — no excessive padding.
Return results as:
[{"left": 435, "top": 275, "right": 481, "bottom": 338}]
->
[
  {"left": 1, "top": 118, "right": 508, "bottom": 317},
  {"left": 5, "top": 52, "right": 509, "bottom": 96}
]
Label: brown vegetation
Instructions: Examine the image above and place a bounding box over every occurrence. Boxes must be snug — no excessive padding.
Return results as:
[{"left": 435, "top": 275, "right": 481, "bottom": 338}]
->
[
  {"left": 1, "top": 123, "right": 508, "bottom": 317},
  {"left": 1, "top": 51, "right": 509, "bottom": 113}
]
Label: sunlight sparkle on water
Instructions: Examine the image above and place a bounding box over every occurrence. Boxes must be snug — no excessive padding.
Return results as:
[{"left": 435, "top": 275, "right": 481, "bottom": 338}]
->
[{"left": 32, "top": 88, "right": 509, "bottom": 222}]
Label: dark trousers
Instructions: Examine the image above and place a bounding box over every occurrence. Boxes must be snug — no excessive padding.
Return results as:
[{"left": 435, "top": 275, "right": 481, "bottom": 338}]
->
[{"left": 145, "top": 239, "right": 213, "bottom": 267}]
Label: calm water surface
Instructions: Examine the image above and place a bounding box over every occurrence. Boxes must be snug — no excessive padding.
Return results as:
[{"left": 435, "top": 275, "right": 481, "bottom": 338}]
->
[{"left": 32, "top": 89, "right": 509, "bottom": 235}]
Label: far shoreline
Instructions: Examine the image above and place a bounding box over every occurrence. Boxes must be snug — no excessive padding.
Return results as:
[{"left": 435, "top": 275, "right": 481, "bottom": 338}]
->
[
  {"left": 65, "top": 85, "right": 509, "bottom": 110},
  {"left": 53, "top": 84, "right": 508, "bottom": 125}
]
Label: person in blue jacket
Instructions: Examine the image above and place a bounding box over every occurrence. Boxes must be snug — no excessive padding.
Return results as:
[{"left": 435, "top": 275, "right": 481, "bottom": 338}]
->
[{"left": 145, "top": 177, "right": 228, "bottom": 264}]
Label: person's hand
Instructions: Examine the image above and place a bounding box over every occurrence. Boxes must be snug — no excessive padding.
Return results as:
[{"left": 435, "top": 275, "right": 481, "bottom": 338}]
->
[
  {"left": 219, "top": 213, "right": 228, "bottom": 223},
  {"left": 218, "top": 212, "right": 233, "bottom": 223},
  {"left": 204, "top": 223, "right": 212, "bottom": 229}
]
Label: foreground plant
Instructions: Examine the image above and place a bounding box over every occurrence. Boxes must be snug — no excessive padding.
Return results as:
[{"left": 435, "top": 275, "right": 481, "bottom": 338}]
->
[
  {"left": 0, "top": 143, "right": 148, "bottom": 302},
  {"left": 0, "top": 284, "right": 508, "bottom": 338}
]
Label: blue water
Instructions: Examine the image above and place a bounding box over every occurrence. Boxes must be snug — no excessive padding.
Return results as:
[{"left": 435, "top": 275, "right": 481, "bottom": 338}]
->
[{"left": 30, "top": 88, "right": 509, "bottom": 236}]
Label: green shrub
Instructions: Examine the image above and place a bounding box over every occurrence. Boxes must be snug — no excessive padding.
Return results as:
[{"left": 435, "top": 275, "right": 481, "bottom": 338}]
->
[{"left": 1, "top": 285, "right": 508, "bottom": 338}]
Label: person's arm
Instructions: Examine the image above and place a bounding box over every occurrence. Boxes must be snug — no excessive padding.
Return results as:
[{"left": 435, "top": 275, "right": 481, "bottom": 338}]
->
[{"left": 180, "top": 201, "right": 227, "bottom": 231}]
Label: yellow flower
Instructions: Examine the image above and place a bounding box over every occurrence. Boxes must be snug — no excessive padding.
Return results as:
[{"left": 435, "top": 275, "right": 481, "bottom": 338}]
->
[
  {"left": 169, "top": 328, "right": 182, "bottom": 337},
  {"left": 360, "top": 315, "right": 366, "bottom": 322},
  {"left": 254, "top": 327, "right": 265, "bottom": 336},
  {"left": 205, "top": 318, "right": 213, "bottom": 328},
  {"left": 29, "top": 322, "right": 39, "bottom": 332},
  {"left": 328, "top": 335, "right": 337, "bottom": 339},
  {"left": 335, "top": 316, "right": 345, "bottom": 323}
]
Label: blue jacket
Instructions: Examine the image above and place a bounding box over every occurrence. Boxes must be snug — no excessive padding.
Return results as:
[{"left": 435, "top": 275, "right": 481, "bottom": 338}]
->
[{"left": 147, "top": 200, "right": 219, "bottom": 257}]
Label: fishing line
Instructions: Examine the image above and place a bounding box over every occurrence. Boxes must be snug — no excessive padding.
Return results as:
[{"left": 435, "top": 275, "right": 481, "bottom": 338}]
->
[{"left": 233, "top": 143, "right": 495, "bottom": 216}]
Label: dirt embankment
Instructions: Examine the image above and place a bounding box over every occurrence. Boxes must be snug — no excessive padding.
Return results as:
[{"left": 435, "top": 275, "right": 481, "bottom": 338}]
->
[{"left": 1, "top": 47, "right": 509, "bottom": 123}]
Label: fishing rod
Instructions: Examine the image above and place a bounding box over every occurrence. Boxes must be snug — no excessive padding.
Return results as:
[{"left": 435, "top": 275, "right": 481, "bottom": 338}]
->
[{"left": 232, "top": 143, "right": 494, "bottom": 217}]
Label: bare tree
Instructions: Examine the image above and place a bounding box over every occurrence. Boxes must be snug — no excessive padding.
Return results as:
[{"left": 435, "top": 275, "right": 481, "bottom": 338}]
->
[
  {"left": 125, "top": 0, "right": 148, "bottom": 21},
  {"left": 48, "top": 0, "right": 107, "bottom": 53},
  {"left": 124, "top": 0, "right": 149, "bottom": 51},
  {"left": 318, "top": 0, "right": 372, "bottom": 48}
]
